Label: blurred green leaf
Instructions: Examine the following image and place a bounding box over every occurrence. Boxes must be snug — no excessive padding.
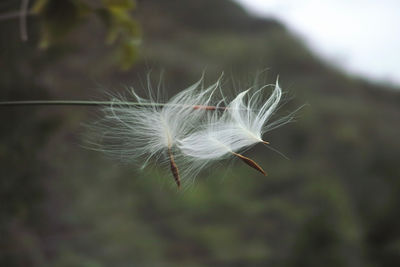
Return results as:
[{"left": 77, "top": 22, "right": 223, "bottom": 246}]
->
[{"left": 32, "top": 0, "right": 140, "bottom": 68}]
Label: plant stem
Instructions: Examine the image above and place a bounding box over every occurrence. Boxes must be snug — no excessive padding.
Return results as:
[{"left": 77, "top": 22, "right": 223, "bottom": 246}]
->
[
  {"left": 0, "top": 100, "right": 159, "bottom": 107},
  {"left": 0, "top": 10, "right": 34, "bottom": 21},
  {"left": 0, "top": 100, "right": 227, "bottom": 110}
]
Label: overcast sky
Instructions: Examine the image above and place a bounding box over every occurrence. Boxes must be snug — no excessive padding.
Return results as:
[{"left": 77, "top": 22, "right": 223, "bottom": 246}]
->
[{"left": 235, "top": 0, "right": 400, "bottom": 86}]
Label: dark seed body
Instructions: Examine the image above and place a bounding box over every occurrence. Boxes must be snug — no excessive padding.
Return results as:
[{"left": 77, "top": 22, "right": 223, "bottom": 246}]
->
[
  {"left": 232, "top": 152, "right": 267, "bottom": 176},
  {"left": 168, "top": 147, "right": 181, "bottom": 189}
]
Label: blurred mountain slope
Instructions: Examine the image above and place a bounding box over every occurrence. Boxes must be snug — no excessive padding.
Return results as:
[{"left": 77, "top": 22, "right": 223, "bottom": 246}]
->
[{"left": 1, "top": 0, "right": 400, "bottom": 266}]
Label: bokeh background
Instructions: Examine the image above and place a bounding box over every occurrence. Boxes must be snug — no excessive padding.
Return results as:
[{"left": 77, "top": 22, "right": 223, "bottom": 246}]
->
[{"left": 1, "top": 0, "right": 400, "bottom": 266}]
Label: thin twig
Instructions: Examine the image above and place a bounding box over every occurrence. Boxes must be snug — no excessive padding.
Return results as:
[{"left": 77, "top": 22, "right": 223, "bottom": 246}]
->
[
  {"left": 0, "top": 100, "right": 227, "bottom": 110},
  {"left": 0, "top": 100, "right": 156, "bottom": 107},
  {"left": 19, "top": 0, "right": 30, "bottom": 41},
  {"left": 0, "top": 10, "right": 34, "bottom": 21}
]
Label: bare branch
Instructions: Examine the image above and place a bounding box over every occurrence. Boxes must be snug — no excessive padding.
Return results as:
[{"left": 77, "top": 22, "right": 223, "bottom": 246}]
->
[
  {"left": 0, "top": 10, "right": 34, "bottom": 21},
  {"left": 0, "top": 100, "right": 227, "bottom": 110}
]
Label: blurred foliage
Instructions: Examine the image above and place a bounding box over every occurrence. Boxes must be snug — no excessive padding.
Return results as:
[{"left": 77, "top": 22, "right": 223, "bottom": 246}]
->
[
  {"left": 1, "top": 0, "right": 400, "bottom": 266},
  {"left": 32, "top": 0, "right": 140, "bottom": 68}
]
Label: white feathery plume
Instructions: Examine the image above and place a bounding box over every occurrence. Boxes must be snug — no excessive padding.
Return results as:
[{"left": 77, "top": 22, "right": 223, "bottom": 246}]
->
[
  {"left": 219, "top": 77, "right": 282, "bottom": 147},
  {"left": 178, "top": 77, "right": 287, "bottom": 176},
  {"left": 89, "top": 76, "right": 222, "bottom": 188}
]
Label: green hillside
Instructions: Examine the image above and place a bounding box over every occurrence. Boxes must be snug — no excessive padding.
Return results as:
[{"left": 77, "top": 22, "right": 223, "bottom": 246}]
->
[{"left": 1, "top": 0, "right": 400, "bottom": 266}]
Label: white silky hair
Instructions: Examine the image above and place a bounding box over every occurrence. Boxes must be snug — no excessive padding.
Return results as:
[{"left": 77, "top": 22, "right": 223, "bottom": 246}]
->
[
  {"left": 178, "top": 78, "right": 284, "bottom": 161},
  {"left": 221, "top": 78, "right": 282, "bottom": 144}
]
